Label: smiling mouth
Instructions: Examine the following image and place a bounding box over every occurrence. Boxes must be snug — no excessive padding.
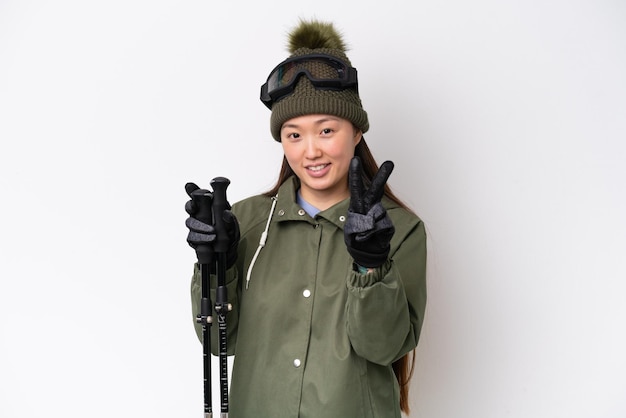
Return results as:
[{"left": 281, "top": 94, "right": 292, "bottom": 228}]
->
[{"left": 307, "top": 164, "right": 329, "bottom": 172}]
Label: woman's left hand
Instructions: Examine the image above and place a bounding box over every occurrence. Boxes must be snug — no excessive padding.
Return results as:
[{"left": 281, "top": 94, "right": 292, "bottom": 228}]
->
[{"left": 344, "top": 157, "right": 395, "bottom": 269}]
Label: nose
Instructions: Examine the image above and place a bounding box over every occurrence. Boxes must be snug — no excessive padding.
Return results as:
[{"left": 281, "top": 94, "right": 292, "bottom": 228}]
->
[{"left": 304, "top": 137, "right": 322, "bottom": 160}]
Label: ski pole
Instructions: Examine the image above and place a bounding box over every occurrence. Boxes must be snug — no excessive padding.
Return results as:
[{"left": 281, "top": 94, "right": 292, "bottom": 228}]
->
[
  {"left": 186, "top": 183, "right": 214, "bottom": 418},
  {"left": 210, "top": 177, "right": 232, "bottom": 418}
]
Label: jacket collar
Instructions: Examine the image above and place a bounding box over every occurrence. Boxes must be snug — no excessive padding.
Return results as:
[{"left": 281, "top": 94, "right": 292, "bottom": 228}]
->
[{"left": 274, "top": 176, "right": 350, "bottom": 230}]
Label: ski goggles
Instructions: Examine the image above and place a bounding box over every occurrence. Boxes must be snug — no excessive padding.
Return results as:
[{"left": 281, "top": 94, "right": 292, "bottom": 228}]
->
[{"left": 260, "top": 53, "right": 358, "bottom": 109}]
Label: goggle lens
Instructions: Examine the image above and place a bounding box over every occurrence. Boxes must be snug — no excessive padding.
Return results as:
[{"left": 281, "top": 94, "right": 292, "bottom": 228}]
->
[
  {"left": 260, "top": 54, "right": 358, "bottom": 109},
  {"left": 267, "top": 57, "right": 348, "bottom": 91}
]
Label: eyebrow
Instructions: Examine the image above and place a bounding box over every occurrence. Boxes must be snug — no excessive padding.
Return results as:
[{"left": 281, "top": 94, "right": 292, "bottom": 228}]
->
[{"left": 282, "top": 116, "right": 341, "bottom": 129}]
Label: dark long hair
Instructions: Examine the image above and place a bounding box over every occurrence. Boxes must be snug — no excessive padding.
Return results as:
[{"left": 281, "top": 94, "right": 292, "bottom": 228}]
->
[{"left": 264, "top": 137, "right": 416, "bottom": 414}]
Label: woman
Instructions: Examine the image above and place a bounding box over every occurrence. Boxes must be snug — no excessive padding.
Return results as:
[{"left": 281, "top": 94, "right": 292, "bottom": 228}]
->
[{"left": 186, "top": 19, "right": 427, "bottom": 418}]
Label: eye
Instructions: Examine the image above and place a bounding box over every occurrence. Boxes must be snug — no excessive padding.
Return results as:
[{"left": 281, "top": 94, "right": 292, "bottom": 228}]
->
[
  {"left": 285, "top": 132, "right": 301, "bottom": 141},
  {"left": 321, "top": 128, "right": 333, "bottom": 136}
]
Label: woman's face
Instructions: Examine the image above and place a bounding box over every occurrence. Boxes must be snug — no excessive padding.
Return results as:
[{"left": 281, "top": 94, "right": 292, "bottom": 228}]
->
[{"left": 280, "top": 114, "right": 362, "bottom": 209}]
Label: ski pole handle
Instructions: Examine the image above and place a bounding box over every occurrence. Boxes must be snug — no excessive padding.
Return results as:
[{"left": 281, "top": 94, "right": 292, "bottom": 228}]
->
[{"left": 210, "top": 177, "right": 231, "bottom": 254}]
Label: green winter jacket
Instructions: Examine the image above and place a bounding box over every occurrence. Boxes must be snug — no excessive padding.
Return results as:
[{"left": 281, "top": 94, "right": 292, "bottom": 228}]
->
[{"left": 191, "top": 176, "right": 427, "bottom": 418}]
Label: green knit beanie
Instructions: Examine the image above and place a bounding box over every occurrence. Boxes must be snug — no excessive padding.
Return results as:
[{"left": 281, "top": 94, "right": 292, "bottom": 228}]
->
[{"left": 266, "top": 20, "right": 369, "bottom": 141}]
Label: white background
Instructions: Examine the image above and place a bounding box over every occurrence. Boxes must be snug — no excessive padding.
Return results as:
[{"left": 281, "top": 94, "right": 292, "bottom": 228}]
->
[{"left": 1, "top": 1, "right": 625, "bottom": 417}]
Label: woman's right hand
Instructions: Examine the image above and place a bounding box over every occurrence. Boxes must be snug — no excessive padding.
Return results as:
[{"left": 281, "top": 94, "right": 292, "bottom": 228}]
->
[{"left": 185, "top": 182, "right": 240, "bottom": 268}]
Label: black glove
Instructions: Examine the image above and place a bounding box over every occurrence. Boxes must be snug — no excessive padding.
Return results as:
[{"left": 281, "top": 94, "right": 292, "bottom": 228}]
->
[
  {"left": 185, "top": 182, "right": 240, "bottom": 268},
  {"left": 344, "top": 157, "right": 395, "bottom": 269}
]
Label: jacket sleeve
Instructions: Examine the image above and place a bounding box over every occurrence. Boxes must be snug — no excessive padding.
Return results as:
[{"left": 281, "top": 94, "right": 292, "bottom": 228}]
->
[
  {"left": 190, "top": 263, "right": 241, "bottom": 356},
  {"left": 345, "top": 218, "right": 427, "bottom": 366}
]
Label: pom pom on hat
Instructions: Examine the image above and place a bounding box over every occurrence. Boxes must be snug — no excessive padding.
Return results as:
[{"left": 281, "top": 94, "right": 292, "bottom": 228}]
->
[
  {"left": 287, "top": 19, "right": 348, "bottom": 53},
  {"left": 267, "top": 19, "right": 369, "bottom": 141}
]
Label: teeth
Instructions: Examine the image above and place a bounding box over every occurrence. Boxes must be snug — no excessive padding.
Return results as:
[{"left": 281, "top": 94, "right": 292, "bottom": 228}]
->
[{"left": 308, "top": 164, "right": 327, "bottom": 171}]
